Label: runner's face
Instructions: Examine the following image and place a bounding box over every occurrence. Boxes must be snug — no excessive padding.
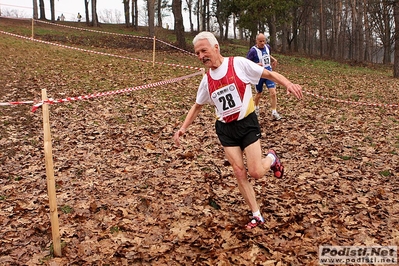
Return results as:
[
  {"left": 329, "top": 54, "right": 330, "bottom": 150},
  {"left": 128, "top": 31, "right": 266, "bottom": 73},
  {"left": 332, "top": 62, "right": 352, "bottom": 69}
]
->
[
  {"left": 256, "top": 37, "right": 266, "bottom": 48},
  {"left": 194, "top": 39, "right": 218, "bottom": 68}
]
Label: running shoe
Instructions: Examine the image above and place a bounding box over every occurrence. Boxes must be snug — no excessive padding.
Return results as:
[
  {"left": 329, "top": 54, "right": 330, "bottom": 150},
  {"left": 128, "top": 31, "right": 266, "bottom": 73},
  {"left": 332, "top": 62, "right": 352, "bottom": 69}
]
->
[
  {"left": 268, "top": 149, "right": 284, "bottom": 178},
  {"left": 272, "top": 112, "right": 282, "bottom": 120},
  {"left": 246, "top": 216, "right": 264, "bottom": 229}
]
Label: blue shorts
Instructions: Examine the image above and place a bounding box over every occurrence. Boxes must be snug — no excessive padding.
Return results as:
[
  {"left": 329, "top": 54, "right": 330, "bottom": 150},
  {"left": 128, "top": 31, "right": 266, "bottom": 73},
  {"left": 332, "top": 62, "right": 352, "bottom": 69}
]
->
[{"left": 255, "top": 78, "right": 275, "bottom": 93}]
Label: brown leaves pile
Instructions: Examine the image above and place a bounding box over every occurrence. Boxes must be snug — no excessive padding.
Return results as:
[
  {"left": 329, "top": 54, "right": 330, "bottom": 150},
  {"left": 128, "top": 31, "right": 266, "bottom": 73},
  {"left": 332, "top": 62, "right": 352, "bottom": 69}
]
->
[{"left": 1, "top": 20, "right": 399, "bottom": 265}]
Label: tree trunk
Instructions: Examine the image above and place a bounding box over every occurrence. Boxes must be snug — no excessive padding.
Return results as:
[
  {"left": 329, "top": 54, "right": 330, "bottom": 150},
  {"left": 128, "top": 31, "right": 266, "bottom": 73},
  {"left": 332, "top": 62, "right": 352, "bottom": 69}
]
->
[
  {"left": 147, "top": 0, "right": 155, "bottom": 36},
  {"left": 319, "top": 0, "right": 324, "bottom": 57},
  {"left": 291, "top": 7, "right": 299, "bottom": 53},
  {"left": 363, "top": 0, "right": 371, "bottom": 62},
  {"left": 383, "top": 1, "right": 392, "bottom": 64},
  {"left": 132, "top": 0, "right": 138, "bottom": 29},
  {"left": 224, "top": 18, "right": 229, "bottom": 40},
  {"left": 267, "top": 14, "right": 277, "bottom": 51},
  {"left": 32, "top": 0, "right": 38, "bottom": 19},
  {"left": 233, "top": 14, "right": 237, "bottom": 39},
  {"left": 39, "top": 0, "right": 46, "bottom": 20},
  {"left": 339, "top": 1, "right": 347, "bottom": 60},
  {"left": 185, "top": 0, "right": 194, "bottom": 32},
  {"left": 157, "top": 0, "right": 162, "bottom": 27},
  {"left": 172, "top": 0, "right": 186, "bottom": 49},
  {"left": 357, "top": 2, "right": 365, "bottom": 62},
  {"left": 202, "top": 0, "right": 207, "bottom": 31},
  {"left": 281, "top": 22, "right": 288, "bottom": 53},
  {"left": 331, "top": 0, "right": 341, "bottom": 59},
  {"left": 91, "top": 0, "right": 99, "bottom": 27},
  {"left": 124, "top": 0, "right": 130, "bottom": 27},
  {"left": 214, "top": 0, "right": 224, "bottom": 39},
  {"left": 197, "top": 0, "right": 201, "bottom": 31},
  {"left": 394, "top": 0, "right": 399, "bottom": 77},
  {"left": 84, "top": 0, "right": 90, "bottom": 25},
  {"left": 49, "top": 0, "right": 55, "bottom": 22},
  {"left": 205, "top": 0, "right": 210, "bottom": 31}
]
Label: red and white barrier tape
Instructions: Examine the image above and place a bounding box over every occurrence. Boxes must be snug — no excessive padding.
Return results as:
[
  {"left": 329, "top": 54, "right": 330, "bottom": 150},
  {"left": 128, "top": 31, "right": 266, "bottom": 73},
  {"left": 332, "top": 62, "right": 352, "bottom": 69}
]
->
[
  {"left": 0, "top": 100, "right": 35, "bottom": 106},
  {"left": 34, "top": 19, "right": 196, "bottom": 57},
  {"left": 30, "top": 70, "right": 204, "bottom": 112},
  {"left": 0, "top": 30, "right": 201, "bottom": 71},
  {"left": 154, "top": 38, "right": 196, "bottom": 57},
  {"left": 303, "top": 90, "right": 399, "bottom": 108}
]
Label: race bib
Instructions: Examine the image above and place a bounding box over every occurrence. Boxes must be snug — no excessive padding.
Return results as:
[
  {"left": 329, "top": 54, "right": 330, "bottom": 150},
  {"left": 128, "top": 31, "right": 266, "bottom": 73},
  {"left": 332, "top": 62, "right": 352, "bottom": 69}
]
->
[
  {"left": 261, "top": 54, "right": 271, "bottom": 67},
  {"left": 211, "top": 83, "right": 242, "bottom": 117}
]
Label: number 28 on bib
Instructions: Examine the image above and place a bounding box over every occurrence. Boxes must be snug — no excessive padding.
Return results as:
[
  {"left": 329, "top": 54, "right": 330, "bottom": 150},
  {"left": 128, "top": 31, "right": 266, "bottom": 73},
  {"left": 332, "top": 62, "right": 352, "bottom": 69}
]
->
[{"left": 211, "top": 83, "right": 243, "bottom": 117}]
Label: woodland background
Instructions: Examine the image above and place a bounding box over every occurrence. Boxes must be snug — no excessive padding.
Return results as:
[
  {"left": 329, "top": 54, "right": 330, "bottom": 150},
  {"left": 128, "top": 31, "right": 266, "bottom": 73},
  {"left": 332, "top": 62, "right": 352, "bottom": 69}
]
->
[
  {"left": 4, "top": 0, "right": 399, "bottom": 74},
  {"left": 0, "top": 17, "right": 399, "bottom": 265}
]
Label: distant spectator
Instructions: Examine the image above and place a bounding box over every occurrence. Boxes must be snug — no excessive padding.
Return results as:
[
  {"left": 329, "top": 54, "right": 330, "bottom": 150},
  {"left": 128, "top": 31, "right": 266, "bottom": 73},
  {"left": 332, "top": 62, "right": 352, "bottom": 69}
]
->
[
  {"left": 57, "top": 16, "right": 60, "bottom": 21},
  {"left": 60, "top": 14, "right": 65, "bottom": 21},
  {"left": 77, "top": 12, "right": 82, "bottom": 22}
]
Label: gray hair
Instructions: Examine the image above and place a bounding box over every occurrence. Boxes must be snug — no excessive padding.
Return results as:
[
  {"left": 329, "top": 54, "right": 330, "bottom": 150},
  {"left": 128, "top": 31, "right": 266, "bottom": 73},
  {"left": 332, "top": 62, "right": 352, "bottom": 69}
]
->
[{"left": 193, "top": 31, "right": 219, "bottom": 50}]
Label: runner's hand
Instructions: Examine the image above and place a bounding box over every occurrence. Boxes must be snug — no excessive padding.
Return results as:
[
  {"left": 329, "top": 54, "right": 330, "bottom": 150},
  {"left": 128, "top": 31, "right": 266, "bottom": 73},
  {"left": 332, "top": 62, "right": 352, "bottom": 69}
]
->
[
  {"left": 286, "top": 83, "right": 303, "bottom": 100},
  {"left": 174, "top": 128, "right": 186, "bottom": 146}
]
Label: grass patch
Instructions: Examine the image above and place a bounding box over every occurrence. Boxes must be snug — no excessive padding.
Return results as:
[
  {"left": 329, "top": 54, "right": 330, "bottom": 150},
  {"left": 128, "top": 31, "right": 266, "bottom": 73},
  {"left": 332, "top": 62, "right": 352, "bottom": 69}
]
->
[
  {"left": 110, "top": 226, "right": 120, "bottom": 234},
  {"left": 379, "top": 170, "right": 391, "bottom": 177},
  {"left": 340, "top": 155, "right": 352, "bottom": 160},
  {"left": 60, "top": 205, "right": 74, "bottom": 214}
]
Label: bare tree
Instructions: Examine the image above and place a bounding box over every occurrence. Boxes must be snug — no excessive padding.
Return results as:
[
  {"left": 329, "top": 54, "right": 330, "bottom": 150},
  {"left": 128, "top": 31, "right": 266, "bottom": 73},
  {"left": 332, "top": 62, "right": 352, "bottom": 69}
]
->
[
  {"left": 124, "top": 0, "right": 130, "bottom": 27},
  {"left": 91, "top": 0, "right": 99, "bottom": 27},
  {"left": 147, "top": 0, "right": 155, "bottom": 36},
  {"left": 319, "top": 0, "right": 325, "bottom": 56},
  {"left": 368, "top": 0, "right": 394, "bottom": 64},
  {"left": 330, "top": 0, "right": 342, "bottom": 59},
  {"left": 394, "top": 0, "right": 399, "bottom": 77},
  {"left": 363, "top": 0, "right": 372, "bottom": 62},
  {"left": 32, "top": 0, "right": 38, "bottom": 19},
  {"left": 84, "top": 0, "right": 90, "bottom": 25},
  {"left": 156, "top": 0, "right": 162, "bottom": 27},
  {"left": 39, "top": 0, "right": 46, "bottom": 20},
  {"left": 49, "top": 0, "right": 55, "bottom": 22},
  {"left": 184, "top": 0, "right": 195, "bottom": 32},
  {"left": 198, "top": 0, "right": 209, "bottom": 31},
  {"left": 196, "top": 0, "right": 201, "bottom": 31},
  {"left": 134, "top": 0, "right": 139, "bottom": 29},
  {"left": 172, "top": 0, "right": 186, "bottom": 49}
]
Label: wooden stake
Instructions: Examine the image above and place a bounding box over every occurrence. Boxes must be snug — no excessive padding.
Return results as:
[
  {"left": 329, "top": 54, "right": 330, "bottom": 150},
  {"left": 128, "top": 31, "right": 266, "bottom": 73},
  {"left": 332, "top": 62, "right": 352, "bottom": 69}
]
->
[
  {"left": 31, "top": 18, "right": 34, "bottom": 39},
  {"left": 41, "top": 89, "right": 62, "bottom": 257},
  {"left": 153, "top": 36, "right": 156, "bottom": 67}
]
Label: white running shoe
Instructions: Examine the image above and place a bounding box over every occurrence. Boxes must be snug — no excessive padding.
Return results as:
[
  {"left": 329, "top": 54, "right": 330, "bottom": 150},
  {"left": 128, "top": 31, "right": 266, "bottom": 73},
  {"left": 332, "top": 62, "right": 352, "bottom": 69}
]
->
[{"left": 272, "top": 112, "right": 282, "bottom": 120}]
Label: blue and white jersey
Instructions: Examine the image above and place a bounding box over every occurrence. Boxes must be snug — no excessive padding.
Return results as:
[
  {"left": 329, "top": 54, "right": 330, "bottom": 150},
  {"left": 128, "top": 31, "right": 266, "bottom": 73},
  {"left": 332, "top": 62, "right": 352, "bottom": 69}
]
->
[{"left": 246, "top": 44, "right": 272, "bottom": 71}]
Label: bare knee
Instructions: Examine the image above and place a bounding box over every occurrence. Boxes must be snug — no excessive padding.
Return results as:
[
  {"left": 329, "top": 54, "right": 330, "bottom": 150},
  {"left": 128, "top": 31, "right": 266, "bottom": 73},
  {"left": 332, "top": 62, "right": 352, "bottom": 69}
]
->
[
  {"left": 248, "top": 159, "right": 270, "bottom": 179},
  {"left": 232, "top": 165, "right": 247, "bottom": 181},
  {"left": 248, "top": 168, "right": 263, "bottom": 179}
]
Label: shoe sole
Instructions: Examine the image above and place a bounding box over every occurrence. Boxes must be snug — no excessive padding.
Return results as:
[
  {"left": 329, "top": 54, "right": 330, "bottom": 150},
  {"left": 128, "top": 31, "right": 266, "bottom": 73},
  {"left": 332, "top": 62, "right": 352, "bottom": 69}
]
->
[
  {"left": 246, "top": 218, "right": 264, "bottom": 229},
  {"left": 269, "top": 149, "right": 284, "bottom": 178}
]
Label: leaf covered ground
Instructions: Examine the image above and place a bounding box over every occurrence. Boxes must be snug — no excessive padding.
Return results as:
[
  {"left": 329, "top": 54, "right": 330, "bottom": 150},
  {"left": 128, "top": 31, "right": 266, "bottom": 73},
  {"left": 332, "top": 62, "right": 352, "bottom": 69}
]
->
[{"left": 0, "top": 18, "right": 399, "bottom": 265}]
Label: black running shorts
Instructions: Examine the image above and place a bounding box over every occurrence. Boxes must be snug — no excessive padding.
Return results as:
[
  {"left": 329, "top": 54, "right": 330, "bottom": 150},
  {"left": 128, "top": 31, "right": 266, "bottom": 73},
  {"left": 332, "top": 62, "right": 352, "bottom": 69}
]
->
[{"left": 215, "top": 112, "right": 261, "bottom": 150}]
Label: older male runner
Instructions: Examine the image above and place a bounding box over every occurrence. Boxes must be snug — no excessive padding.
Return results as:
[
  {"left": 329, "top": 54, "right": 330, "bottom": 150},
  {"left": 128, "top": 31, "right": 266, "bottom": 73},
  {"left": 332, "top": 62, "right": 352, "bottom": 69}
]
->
[{"left": 174, "top": 31, "right": 302, "bottom": 229}]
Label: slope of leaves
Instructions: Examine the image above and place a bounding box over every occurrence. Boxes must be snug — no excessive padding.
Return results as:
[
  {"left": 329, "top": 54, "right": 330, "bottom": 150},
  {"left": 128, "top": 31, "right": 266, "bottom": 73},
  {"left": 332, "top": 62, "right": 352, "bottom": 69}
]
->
[{"left": 1, "top": 19, "right": 399, "bottom": 265}]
